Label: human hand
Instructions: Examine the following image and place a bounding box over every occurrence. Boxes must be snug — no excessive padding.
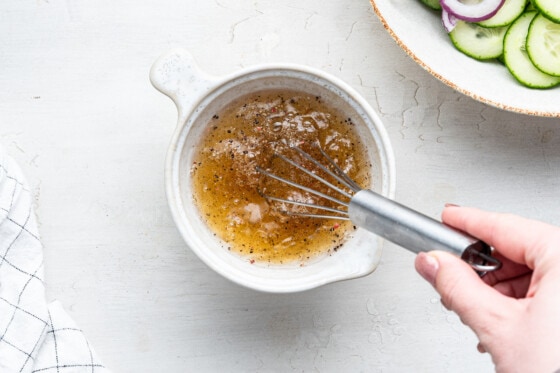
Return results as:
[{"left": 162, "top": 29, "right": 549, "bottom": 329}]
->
[{"left": 415, "top": 205, "right": 560, "bottom": 373}]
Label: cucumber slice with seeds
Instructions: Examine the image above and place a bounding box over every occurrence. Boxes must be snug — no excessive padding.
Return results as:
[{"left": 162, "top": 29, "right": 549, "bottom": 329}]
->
[
  {"left": 527, "top": 13, "right": 560, "bottom": 76},
  {"left": 503, "top": 11, "right": 560, "bottom": 88},
  {"left": 420, "top": 0, "right": 560, "bottom": 89},
  {"left": 477, "top": 0, "right": 528, "bottom": 28},
  {"left": 533, "top": 0, "right": 560, "bottom": 23},
  {"left": 450, "top": 21, "right": 508, "bottom": 60}
]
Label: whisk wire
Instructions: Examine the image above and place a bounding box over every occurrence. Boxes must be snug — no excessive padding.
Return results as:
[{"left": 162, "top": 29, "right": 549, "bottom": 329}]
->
[
  {"left": 259, "top": 193, "right": 350, "bottom": 220},
  {"left": 255, "top": 144, "right": 361, "bottom": 219},
  {"left": 255, "top": 166, "right": 349, "bottom": 208},
  {"left": 290, "top": 146, "right": 361, "bottom": 196},
  {"left": 316, "top": 147, "right": 362, "bottom": 192},
  {"left": 274, "top": 152, "right": 353, "bottom": 200}
]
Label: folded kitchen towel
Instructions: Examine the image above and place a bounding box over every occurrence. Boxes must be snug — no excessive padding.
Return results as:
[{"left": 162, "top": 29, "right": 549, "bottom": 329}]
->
[{"left": 0, "top": 148, "right": 109, "bottom": 373}]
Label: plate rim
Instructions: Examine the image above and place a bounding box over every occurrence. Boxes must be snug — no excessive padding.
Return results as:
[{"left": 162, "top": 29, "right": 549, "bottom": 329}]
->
[{"left": 369, "top": 0, "right": 560, "bottom": 118}]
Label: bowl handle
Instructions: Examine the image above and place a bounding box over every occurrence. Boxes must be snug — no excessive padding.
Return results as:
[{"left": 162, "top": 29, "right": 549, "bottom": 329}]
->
[{"left": 150, "top": 48, "right": 217, "bottom": 126}]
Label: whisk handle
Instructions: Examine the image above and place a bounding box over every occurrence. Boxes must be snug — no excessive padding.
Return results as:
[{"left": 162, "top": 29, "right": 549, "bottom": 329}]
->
[{"left": 348, "top": 190, "right": 501, "bottom": 273}]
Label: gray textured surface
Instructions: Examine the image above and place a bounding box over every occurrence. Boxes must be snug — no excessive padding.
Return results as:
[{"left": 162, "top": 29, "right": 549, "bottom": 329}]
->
[{"left": 2, "top": 0, "right": 559, "bottom": 371}]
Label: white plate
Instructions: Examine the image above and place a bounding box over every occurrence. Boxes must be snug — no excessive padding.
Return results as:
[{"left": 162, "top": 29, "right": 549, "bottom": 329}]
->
[{"left": 370, "top": 0, "right": 560, "bottom": 117}]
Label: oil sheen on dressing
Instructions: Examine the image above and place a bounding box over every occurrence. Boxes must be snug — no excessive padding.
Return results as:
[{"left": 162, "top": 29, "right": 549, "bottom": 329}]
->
[{"left": 190, "top": 89, "right": 372, "bottom": 265}]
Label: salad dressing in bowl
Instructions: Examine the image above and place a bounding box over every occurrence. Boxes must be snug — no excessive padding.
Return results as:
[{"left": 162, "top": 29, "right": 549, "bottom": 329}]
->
[
  {"left": 191, "top": 89, "right": 372, "bottom": 265},
  {"left": 150, "top": 49, "right": 395, "bottom": 292}
]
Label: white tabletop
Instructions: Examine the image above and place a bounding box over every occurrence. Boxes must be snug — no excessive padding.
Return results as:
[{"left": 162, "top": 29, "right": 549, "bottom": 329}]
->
[{"left": 2, "top": 1, "right": 559, "bottom": 372}]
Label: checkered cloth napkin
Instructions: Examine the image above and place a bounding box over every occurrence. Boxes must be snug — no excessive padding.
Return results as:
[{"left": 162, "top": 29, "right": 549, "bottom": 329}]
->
[{"left": 0, "top": 148, "right": 109, "bottom": 373}]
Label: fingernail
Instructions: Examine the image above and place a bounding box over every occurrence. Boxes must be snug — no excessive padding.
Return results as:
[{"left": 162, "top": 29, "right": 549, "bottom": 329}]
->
[
  {"left": 415, "top": 252, "right": 439, "bottom": 287},
  {"left": 445, "top": 203, "right": 460, "bottom": 208},
  {"left": 476, "top": 342, "right": 487, "bottom": 354}
]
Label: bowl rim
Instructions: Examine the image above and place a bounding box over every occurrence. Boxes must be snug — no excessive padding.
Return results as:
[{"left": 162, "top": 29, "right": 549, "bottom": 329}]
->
[{"left": 160, "top": 58, "right": 396, "bottom": 292}]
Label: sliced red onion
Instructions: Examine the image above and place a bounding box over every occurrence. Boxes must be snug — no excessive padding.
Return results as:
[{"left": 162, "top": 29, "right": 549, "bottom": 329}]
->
[
  {"left": 441, "top": 9, "right": 458, "bottom": 32},
  {"left": 439, "top": 0, "right": 505, "bottom": 22}
]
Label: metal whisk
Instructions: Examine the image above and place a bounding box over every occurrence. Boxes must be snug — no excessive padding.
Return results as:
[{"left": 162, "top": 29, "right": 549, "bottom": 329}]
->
[{"left": 256, "top": 144, "right": 502, "bottom": 273}]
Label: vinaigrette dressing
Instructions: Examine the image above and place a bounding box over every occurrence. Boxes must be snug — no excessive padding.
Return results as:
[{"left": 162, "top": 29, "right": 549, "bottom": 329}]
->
[{"left": 190, "top": 89, "right": 372, "bottom": 265}]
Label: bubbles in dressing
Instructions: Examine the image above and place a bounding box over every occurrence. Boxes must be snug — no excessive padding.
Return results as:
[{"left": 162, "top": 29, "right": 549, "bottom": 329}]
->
[{"left": 190, "top": 89, "right": 372, "bottom": 265}]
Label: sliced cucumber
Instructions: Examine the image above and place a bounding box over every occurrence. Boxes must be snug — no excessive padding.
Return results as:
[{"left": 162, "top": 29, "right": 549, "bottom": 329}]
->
[
  {"left": 503, "top": 11, "right": 560, "bottom": 88},
  {"left": 450, "top": 21, "right": 508, "bottom": 60},
  {"left": 533, "top": 0, "right": 560, "bottom": 23},
  {"left": 419, "top": 0, "right": 441, "bottom": 11},
  {"left": 477, "top": 0, "right": 528, "bottom": 28},
  {"left": 527, "top": 13, "right": 560, "bottom": 76},
  {"left": 525, "top": 1, "right": 536, "bottom": 11}
]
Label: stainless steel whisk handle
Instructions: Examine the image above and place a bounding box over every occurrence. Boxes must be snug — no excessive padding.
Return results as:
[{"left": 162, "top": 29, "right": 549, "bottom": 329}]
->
[{"left": 348, "top": 190, "right": 502, "bottom": 273}]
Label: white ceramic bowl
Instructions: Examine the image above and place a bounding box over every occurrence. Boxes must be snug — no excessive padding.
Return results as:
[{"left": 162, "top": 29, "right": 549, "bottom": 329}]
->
[
  {"left": 150, "top": 49, "right": 396, "bottom": 293},
  {"left": 370, "top": 0, "right": 560, "bottom": 117}
]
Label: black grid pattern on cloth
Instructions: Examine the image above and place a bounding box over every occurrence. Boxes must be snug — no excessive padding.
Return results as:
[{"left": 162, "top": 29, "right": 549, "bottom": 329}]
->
[
  {"left": 0, "top": 152, "right": 109, "bottom": 372},
  {"left": 0, "top": 156, "right": 49, "bottom": 372},
  {"left": 31, "top": 301, "right": 108, "bottom": 373}
]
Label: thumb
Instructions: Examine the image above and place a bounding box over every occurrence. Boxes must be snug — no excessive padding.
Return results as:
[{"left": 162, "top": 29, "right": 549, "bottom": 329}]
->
[{"left": 415, "top": 251, "right": 517, "bottom": 334}]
